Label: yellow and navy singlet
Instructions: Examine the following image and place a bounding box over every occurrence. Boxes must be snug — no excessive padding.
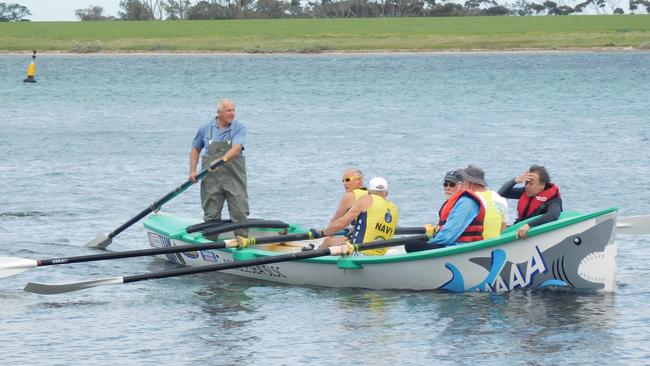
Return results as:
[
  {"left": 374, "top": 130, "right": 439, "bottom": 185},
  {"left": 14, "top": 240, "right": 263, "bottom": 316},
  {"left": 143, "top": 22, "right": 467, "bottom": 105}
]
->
[
  {"left": 350, "top": 195, "right": 399, "bottom": 256},
  {"left": 352, "top": 188, "right": 368, "bottom": 200},
  {"left": 349, "top": 188, "right": 368, "bottom": 226}
]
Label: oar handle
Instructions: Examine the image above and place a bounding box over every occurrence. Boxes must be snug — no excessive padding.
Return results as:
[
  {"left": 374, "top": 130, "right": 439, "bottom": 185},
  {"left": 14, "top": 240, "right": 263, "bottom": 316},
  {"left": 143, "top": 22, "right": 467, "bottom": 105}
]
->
[
  {"left": 122, "top": 234, "right": 429, "bottom": 284},
  {"left": 235, "top": 231, "right": 320, "bottom": 247},
  {"left": 107, "top": 159, "right": 226, "bottom": 238}
]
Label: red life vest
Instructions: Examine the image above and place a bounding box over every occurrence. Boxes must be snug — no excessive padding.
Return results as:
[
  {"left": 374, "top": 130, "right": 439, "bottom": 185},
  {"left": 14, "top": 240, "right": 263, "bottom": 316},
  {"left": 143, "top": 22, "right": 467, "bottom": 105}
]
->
[
  {"left": 517, "top": 184, "right": 561, "bottom": 221},
  {"left": 438, "top": 190, "right": 486, "bottom": 243}
]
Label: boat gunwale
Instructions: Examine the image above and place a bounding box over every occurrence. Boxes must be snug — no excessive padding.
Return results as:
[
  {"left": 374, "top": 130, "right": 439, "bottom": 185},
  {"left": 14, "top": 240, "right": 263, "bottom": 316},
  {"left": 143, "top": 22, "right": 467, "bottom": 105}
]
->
[{"left": 144, "top": 207, "right": 618, "bottom": 265}]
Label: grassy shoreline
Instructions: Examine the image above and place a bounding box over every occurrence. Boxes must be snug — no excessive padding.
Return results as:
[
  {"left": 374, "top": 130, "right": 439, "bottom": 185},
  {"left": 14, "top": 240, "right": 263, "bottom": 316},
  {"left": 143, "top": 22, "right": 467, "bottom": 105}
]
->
[{"left": 1, "top": 15, "right": 649, "bottom": 53}]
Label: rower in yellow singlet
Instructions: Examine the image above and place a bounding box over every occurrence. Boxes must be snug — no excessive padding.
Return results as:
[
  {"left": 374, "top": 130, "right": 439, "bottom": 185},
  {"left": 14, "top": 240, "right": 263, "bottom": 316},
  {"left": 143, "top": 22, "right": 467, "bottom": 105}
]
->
[
  {"left": 321, "top": 168, "right": 368, "bottom": 247},
  {"left": 320, "top": 177, "right": 398, "bottom": 256}
]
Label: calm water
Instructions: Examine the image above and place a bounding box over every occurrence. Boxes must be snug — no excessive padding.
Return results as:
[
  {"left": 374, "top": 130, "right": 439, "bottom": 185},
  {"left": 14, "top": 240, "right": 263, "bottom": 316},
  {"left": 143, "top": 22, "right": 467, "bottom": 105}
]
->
[{"left": 1, "top": 52, "right": 650, "bottom": 365}]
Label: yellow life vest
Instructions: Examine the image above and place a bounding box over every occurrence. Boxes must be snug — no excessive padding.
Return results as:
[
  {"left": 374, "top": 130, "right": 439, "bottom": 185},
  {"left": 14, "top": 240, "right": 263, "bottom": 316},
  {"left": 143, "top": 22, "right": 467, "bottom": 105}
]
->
[
  {"left": 476, "top": 190, "right": 503, "bottom": 239},
  {"left": 350, "top": 195, "right": 398, "bottom": 256}
]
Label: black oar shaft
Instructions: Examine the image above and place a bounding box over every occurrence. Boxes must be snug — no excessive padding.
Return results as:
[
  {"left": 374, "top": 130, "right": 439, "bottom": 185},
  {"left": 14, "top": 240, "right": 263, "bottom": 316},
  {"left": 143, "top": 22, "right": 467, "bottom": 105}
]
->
[
  {"left": 106, "top": 159, "right": 225, "bottom": 238},
  {"left": 201, "top": 220, "right": 289, "bottom": 237},
  {"left": 43, "top": 232, "right": 313, "bottom": 267},
  {"left": 122, "top": 234, "right": 429, "bottom": 284},
  {"left": 39, "top": 241, "right": 228, "bottom": 267},
  {"left": 395, "top": 227, "right": 426, "bottom": 235}
]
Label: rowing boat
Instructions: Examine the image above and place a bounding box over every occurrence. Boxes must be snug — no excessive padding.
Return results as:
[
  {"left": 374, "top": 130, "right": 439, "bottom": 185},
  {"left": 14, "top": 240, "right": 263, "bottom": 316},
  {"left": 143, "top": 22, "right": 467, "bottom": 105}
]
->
[{"left": 143, "top": 208, "right": 618, "bottom": 292}]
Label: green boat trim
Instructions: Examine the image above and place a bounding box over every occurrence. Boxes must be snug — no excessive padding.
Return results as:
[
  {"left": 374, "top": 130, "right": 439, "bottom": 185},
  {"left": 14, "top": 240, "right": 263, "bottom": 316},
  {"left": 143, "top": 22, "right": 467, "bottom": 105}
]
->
[{"left": 144, "top": 207, "right": 617, "bottom": 267}]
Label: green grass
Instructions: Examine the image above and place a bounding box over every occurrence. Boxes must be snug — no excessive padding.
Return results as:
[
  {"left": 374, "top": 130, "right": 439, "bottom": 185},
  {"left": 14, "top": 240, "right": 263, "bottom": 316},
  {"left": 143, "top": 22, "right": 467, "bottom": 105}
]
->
[{"left": 1, "top": 15, "right": 649, "bottom": 53}]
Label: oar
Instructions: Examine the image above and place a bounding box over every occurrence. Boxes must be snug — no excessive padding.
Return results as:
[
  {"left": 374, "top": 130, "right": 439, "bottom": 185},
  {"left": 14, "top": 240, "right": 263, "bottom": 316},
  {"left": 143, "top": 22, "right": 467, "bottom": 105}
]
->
[
  {"left": 395, "top": 215, "right": 650, "bottom": 236},
  {"left": 201, "top": 219, "right": 289, "bottom": 237},
  {"left": 0, "top": 231, "right": 322, "bottom": 279},
  {"left": 86, "top": 158, "right": 226, "bottom": 249},
  {"left": 616, "top": 215, "right": 650, "bottom": 235},
  {"left": 395, "top": 226, "right": 427, "bottom": 235},
  {"left": 24, "top": 234, "right": 430, "bottom": 295}
]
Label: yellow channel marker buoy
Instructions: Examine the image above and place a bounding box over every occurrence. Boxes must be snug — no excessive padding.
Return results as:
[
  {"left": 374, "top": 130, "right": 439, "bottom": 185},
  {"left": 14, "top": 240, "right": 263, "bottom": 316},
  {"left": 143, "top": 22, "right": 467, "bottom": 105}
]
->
[{"left": 23, "top": 50, "right": 37, "bottom": 83}]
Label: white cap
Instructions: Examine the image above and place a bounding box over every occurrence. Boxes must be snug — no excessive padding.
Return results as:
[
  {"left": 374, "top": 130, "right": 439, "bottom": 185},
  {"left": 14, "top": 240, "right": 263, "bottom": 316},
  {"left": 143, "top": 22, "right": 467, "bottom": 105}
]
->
[{"left": 368, "top": 177, "right": 388, "bottom": 192}]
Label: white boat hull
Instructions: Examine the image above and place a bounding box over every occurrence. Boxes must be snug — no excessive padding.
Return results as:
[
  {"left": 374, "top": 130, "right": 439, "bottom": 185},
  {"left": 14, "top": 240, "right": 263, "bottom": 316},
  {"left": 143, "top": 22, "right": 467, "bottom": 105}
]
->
[{"left": 145, "top": 209, "right": 618, "bottom": 292}]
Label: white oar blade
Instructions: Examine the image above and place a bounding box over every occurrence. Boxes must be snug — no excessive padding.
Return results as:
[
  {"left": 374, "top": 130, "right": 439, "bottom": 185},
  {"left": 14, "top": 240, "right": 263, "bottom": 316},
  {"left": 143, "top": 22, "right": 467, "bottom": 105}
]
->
[
  {"left": 0, "top": 257, "right": 38, "bottom": 279},
  {"left": 85, "top": 233, "right": 112, "bottom": 249},
  {"left": 24, "top": 276, "right": 124, "bottom": 295},
  {"left": 617, "top": 215, "right": 650, "bottom": 235}
]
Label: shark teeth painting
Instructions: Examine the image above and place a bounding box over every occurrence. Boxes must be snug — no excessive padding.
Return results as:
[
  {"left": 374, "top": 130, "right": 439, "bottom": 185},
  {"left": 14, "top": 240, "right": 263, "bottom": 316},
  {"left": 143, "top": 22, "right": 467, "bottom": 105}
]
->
[{"left": 578, "top": 242, "right": 618, "bottom": 291}]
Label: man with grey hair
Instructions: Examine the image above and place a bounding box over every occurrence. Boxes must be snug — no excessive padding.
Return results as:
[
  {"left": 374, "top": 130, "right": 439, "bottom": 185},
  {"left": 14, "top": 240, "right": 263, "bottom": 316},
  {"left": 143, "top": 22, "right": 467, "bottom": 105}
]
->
[
  {"left": 189, "top": 99, "right": 249, "bottom": 237},
  {"left": 329, "top": 168, "right": 366, "bottom": 224}
]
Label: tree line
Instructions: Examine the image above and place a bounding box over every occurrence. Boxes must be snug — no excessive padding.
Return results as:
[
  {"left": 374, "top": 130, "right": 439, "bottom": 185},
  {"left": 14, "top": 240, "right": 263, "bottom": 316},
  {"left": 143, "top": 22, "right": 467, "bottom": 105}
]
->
[
  {"left": 1, "top": 0, "right": 648, "bottom": 22},
  {"left": 75, "top": 0, "right": 649, "bottom": 20}
]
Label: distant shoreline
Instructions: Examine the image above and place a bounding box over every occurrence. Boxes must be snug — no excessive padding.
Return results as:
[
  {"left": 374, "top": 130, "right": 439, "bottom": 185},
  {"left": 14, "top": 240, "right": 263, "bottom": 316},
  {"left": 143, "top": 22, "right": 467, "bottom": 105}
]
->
[
  {"left": 1, "top": 47, "right": 648, "bottom": 56},
  {"left": 2, "top": 16, "right": 649, "bottom": 53}
]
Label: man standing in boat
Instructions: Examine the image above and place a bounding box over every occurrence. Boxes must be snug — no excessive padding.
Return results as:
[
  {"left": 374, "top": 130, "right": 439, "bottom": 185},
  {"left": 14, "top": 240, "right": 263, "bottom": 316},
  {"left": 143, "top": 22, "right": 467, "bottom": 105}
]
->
[
  {"left": 405, "top": 167, "right": 486, "bottom": 252},
  {"left": 498, "top": 165, "right": 562, "bottom": 240},
  {"left": 189, "top": 99, "right": 249, "bottom": 237},
  {"left": 318, "top": 177, "right": 398, "bottom": 256}
]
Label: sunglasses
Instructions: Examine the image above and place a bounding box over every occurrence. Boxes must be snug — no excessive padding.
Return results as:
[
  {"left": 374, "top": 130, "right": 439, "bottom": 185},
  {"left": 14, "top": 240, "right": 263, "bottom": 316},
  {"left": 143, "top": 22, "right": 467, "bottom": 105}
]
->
[
  {"left": 443, "top": 181, "right": 457, "bottom": 188},
  {"left": 342, "top": 176, "right": 361, "bottom": 183}
]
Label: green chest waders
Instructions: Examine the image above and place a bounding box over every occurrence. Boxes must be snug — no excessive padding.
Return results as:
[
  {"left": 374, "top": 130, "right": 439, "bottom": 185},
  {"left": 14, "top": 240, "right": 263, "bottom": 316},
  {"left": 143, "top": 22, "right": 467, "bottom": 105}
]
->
[{"left": 200, "top": 138, "right": 249, "bottom": 237}]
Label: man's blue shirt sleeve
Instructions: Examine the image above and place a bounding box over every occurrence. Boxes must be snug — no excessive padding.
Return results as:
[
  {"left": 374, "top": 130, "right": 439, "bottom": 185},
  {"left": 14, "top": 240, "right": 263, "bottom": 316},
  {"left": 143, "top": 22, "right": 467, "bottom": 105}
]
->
[
  {"left": 192, "top": 123, "right": 208, "bottom": 150},
  {"left": 430, "top": 196, "right": 480, "bottom": 246},
  {"left": 231, "top": 122, "right": 246, "bottom": 147}
]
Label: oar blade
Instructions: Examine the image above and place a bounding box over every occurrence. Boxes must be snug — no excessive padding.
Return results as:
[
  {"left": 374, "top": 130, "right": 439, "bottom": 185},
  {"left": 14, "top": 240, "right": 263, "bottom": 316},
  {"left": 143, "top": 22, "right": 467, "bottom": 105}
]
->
[
  {"left": 24, "top": 276, "right": 124, "bottom": 295},
  {"left": 0, "top": 257, "right": 38, "bottom": 279},
  {"left": 85, "top": 233, "right": 112, "bottom": 249},
  {"left": 617, "top": 215, "right": 650, "bottom": 235}
]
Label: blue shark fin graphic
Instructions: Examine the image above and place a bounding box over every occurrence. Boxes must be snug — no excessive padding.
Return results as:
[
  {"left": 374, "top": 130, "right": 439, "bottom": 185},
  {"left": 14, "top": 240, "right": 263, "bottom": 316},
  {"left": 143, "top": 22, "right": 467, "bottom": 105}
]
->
[
  {"left": 441, "top": 263, "right": 465, "bottom": 292},
  {"left": 468, "top": 249, "right": 508, "bottom": 292},
  {"left": 539, "top": 279, "right": 568, "bottom": 288}
]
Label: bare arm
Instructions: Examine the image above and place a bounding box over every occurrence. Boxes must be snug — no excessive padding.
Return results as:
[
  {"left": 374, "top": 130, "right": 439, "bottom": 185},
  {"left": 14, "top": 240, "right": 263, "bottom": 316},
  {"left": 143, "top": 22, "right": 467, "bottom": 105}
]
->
[
  {"left": 329, "top": 192, "right": 355, "bottom": 225},
  {"left": 189, "top": 147, "right": 201, "bottom": 182},
  {"left": 323, "top": 195, "right": 370, "bottom": 236},
  {"left": 222, "top": 143, "right": 243, "bottom": 162}
]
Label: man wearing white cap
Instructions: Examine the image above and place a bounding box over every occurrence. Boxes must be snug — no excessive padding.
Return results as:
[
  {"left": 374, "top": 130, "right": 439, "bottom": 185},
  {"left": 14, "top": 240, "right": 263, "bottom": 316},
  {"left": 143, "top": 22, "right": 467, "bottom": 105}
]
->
[{"left": 319, "top": 177, "right": 398, "bottom": 256}]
